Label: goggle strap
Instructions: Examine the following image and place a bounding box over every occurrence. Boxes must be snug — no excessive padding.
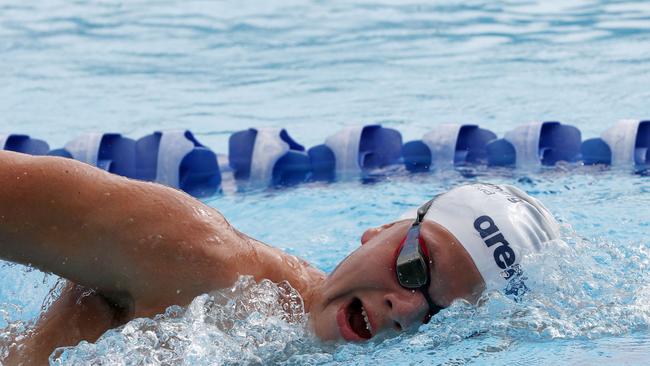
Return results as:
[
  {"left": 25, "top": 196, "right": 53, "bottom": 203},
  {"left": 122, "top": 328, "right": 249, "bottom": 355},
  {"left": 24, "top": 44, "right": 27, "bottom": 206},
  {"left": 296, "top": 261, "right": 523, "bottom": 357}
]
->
[
  {"left": 416, "top": 198, "right": 436, "bottom": 224},
  {"left": 420, "top": 288, "right": 443, "bottom": 322}
]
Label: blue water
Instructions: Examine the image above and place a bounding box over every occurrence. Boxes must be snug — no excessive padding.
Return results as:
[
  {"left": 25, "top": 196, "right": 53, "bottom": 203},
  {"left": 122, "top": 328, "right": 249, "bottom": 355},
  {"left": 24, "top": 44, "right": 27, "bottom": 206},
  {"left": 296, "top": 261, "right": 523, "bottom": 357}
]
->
[{"left": 2, "top": 0, "right": 650, "bottom": 364}]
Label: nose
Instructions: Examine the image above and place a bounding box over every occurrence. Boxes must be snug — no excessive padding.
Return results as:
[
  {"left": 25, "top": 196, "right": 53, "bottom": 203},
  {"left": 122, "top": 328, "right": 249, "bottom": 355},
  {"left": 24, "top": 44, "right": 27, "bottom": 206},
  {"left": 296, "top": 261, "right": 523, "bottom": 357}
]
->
[{"left": 383, "top": 289, "right": 429, "bottom": 331}]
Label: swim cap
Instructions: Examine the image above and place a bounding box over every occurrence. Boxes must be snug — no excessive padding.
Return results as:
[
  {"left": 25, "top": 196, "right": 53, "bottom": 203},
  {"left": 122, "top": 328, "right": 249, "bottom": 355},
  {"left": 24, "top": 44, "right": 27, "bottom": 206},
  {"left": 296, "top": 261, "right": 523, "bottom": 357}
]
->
[{"left": 401, "top": 183, "right": 560, "bottom": 296}]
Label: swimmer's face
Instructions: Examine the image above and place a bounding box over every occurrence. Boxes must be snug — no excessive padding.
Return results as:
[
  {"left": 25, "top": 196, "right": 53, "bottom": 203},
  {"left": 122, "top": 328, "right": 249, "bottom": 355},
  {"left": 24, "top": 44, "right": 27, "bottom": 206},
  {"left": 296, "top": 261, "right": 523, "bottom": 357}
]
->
[{"left": 308, "top": 219, "right": 485, "bottom": 341}]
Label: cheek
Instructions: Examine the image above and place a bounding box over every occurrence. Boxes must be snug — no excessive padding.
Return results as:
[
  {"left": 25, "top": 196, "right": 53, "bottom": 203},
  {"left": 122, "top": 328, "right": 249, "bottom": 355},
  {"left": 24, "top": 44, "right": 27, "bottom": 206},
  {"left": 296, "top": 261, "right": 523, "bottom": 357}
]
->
[
  {"left": 310, "top": 313, "right": 335, "bottom": 340},
  {"left": 430, "top": 262, "right": 482, "bottom": 306}
]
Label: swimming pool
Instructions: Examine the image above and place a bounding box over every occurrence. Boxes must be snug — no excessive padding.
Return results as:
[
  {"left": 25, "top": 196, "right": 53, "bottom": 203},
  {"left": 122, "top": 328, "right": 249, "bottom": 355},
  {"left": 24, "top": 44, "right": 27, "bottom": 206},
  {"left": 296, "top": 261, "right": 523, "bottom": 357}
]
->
[{"left": 2, "top": 0, "right": 650, "bottom": 364}]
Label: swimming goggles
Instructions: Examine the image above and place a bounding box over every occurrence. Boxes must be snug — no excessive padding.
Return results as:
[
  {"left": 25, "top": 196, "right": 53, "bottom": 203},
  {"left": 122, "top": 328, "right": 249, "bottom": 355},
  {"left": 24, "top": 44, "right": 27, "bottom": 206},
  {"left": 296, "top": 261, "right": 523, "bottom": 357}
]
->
[{"left": 395, "top": 198, "right": 444, "bottom": 322}]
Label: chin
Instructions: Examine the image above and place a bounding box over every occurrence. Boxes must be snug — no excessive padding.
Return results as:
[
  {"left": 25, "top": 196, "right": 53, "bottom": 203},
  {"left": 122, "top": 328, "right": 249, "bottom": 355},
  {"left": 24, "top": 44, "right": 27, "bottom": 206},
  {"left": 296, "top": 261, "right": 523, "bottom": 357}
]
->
[
  {"left": 310, "top": 299, "right": 377, "bottom": 343},
  {"left": 308, "top": 306, "right": 343, "bottom": 341}
]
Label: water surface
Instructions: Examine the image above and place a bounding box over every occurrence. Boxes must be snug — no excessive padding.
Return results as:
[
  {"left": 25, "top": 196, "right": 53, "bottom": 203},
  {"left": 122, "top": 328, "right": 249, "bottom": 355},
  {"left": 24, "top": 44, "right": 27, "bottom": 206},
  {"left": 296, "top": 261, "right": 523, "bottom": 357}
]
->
[{"left": 1, "top": 0, "right": 650, "bottom": 364}]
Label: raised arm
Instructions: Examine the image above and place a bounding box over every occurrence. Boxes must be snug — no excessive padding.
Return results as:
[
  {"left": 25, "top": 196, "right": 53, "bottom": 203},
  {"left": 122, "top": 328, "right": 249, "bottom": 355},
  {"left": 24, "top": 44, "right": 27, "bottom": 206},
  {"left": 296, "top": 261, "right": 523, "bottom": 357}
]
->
[{"left": 0, "top": 150, "right": 281, "bottom": 315}]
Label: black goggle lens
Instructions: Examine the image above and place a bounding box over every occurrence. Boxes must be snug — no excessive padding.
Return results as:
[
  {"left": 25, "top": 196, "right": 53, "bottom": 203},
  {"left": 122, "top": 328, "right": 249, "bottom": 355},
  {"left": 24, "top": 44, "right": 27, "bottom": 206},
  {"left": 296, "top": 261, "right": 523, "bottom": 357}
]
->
[
  {"left": 396, "top": 258, "right": 429, "bottom": 288},
  {"left": 395, "top": 197, "right": 445, "bottom": 321},
  {"left": 396, "top": 225, "right": 429, "bottom": 288}
]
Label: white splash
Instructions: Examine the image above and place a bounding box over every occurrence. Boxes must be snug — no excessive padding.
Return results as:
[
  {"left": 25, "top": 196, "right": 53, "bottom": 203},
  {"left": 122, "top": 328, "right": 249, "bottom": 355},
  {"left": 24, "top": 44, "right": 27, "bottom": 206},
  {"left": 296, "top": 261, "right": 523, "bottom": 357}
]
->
[{"left": 49, "top": 276, "right": 319, "bottom": 365}]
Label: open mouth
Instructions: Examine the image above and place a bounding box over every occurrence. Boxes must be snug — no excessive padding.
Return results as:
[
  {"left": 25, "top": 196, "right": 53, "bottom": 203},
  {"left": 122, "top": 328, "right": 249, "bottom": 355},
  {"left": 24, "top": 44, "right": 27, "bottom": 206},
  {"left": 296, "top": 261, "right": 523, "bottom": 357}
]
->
[{"left": 346, "top": 297, "right": 372, "bottom": 340}]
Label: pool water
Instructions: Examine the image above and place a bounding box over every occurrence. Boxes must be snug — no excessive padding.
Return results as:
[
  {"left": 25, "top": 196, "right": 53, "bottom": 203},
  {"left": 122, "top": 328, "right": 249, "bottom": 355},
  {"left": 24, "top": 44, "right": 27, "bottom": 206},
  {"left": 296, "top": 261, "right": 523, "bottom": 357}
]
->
[{"left": 2, "top": 0, "right": 650, "bottom": 364}]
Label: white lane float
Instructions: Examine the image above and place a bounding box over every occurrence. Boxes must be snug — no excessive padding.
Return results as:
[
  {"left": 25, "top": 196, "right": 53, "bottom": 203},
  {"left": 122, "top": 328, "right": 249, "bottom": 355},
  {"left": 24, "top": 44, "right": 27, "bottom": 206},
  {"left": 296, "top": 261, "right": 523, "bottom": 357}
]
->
[
  {"left": 402, "top": 124, "right": 497, "bottom": 172},
  {"left": 486, "top": 121, "right": 582, "bottom": 167},
  {"left": 581, "top": 119, "right": 649, "bottom": 167},
  {"left": 308, "top": 125, "right": 402, "bottom": 181}
]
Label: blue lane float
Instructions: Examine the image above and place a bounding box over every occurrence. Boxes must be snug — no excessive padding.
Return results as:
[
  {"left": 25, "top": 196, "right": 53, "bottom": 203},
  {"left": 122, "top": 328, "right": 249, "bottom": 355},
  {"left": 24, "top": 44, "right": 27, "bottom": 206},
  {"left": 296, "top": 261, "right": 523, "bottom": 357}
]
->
[
  {"left": 308, "top": 125, "right": 402, "bottom": 181},
  {"left": 136, "top": 131, "right": 221, "bottom": 197},
  {"left": 486, "top": 121, "right": 582, "bottom": 167},
  {"left": 229, "top": 128, "right": 311, "bottom": 186},
  {"left": 582, "top": 119, "right": 649, "bottom": 167},
  {"left": 56, "top": 133, "right": 137, "bottom": 177},
  {"left": 403, "top": 124, "right": 497, "bottom": 172},
  {"left": 0, "top": 134, "right": 49, "bottom": 155},
  {"left": 2, "top": 120, "right": 648, "bottom": 196}
]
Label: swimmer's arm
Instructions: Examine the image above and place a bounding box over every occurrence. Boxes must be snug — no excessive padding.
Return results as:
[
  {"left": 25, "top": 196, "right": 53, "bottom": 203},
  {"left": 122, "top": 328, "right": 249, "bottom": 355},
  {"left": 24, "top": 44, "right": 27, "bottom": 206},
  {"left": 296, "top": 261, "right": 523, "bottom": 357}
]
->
[{"left": 0, "top": 151, "right": 319, "bottom": 315}]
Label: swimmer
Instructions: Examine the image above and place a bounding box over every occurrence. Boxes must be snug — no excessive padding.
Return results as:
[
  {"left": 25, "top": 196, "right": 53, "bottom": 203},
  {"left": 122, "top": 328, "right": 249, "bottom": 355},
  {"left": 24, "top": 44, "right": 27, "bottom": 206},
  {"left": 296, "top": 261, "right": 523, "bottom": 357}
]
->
[{"left": 0, "top": 150, "right": 560, "bottom": 364}]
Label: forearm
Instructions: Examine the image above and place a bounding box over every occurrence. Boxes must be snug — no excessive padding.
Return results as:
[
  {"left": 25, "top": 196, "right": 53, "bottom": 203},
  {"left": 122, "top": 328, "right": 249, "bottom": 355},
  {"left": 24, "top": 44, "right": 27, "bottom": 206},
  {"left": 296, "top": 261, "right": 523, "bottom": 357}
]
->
[{"left": 3, "top": 282, "right": 119, "bottom": 366}]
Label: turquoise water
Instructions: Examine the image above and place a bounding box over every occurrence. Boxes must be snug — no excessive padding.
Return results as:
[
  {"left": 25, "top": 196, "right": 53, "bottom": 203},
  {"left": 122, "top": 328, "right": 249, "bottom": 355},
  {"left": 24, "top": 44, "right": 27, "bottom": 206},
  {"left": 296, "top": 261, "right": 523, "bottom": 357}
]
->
[{"left": 2, "top": 0, "right": 650, "bottom": 364}]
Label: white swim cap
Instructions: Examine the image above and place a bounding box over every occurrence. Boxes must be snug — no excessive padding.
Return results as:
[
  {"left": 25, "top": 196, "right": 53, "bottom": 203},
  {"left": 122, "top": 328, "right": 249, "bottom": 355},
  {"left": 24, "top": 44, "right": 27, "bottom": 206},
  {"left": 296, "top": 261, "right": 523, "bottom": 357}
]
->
[{"left": 401, "top": 183, "right": 560, "bottom": 296}]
